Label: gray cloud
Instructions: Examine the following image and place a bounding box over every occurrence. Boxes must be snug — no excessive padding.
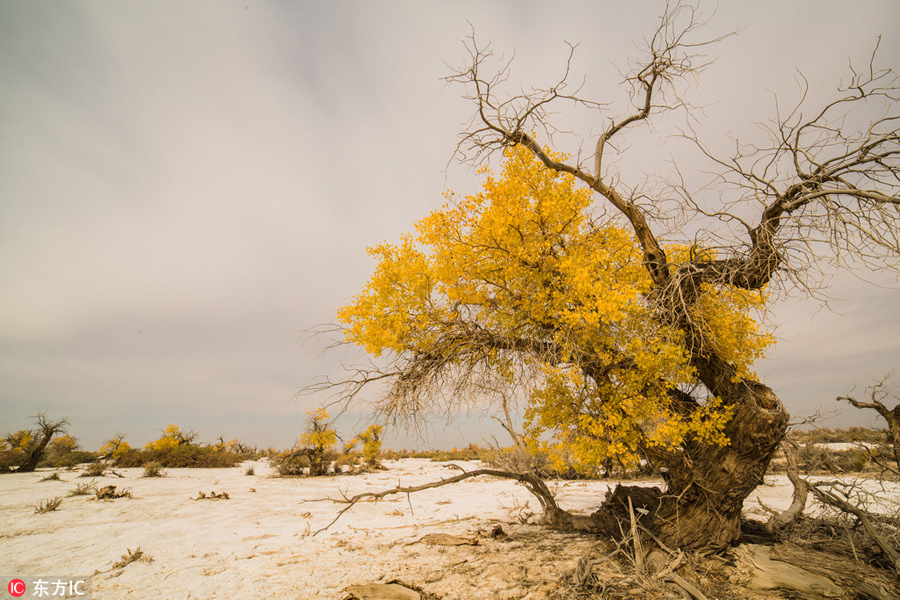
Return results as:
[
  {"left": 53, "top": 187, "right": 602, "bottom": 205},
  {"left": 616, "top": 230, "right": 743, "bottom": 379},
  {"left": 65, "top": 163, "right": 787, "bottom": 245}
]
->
[{"left": 1, "top": 1, "right": 898, "bottom": 450}]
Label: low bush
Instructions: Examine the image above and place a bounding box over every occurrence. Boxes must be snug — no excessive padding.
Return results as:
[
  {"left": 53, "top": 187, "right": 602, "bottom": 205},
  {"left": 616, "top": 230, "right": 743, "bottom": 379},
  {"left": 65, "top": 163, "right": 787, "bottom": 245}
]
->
[
  {"left": 80, "top": 462, "right": 107, "bottom": 478},
  {"left": 114, "top": 446, "right": 246, "bottom": 468},
  {"left": 106, "top": 425, "right": 256, "bottom": 468},
  {"left": 275, "top": 449, "right": 339, "bottom": 477},
  {"left": 142, "top": 461, "right": 165, "bottom": 477}
]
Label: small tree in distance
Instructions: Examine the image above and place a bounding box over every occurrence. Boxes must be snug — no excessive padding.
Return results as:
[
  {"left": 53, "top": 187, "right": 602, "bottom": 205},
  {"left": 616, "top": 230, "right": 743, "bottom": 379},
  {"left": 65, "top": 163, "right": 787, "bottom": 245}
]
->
[
  {"left": 1, "top": 413, "right": 69, "bottom": 473},
  {"left": 277, "top": 409, "right": 338, "bottom": 477},
  {"left": 316, "top": 2, "right": 900, "bottom": 552},
  {"left": 840, "top": 375, "right": 900, "bottom": 474},
  {"left": 99, "top": 434, "right": 133, "bottom": 463},
  {"left": 300, "top": 408, "right": 337, "bottom": 476},
  {"left": 356, "top": 425, "right": 383, "bottom": 467}
]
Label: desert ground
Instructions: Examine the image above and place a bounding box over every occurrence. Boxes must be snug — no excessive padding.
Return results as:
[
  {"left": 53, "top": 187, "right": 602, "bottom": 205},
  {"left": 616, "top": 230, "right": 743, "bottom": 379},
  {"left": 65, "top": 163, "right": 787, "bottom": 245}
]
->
[{"left": 0, "top": 458, "right": 896, "bottom": 599}]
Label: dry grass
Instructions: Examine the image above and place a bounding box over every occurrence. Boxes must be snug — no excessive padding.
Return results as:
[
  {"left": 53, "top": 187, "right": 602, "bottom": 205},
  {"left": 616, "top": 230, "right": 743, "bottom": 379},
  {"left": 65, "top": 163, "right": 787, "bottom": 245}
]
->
[
  {"left": 68, "top": 480, "right": 97, "bottom": 496},
  {"left": 112, "top": 547, "right": 152, "bottom": 570},
  {"left": 34, "top": 497, "right": 63, "bottom": 513}
]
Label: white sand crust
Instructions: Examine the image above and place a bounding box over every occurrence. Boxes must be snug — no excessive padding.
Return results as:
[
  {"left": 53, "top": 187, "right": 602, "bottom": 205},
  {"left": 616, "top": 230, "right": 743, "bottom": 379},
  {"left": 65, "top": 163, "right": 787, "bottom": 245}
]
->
[{"left": 1, "top": 459, "right": 894, "bottom": 599}]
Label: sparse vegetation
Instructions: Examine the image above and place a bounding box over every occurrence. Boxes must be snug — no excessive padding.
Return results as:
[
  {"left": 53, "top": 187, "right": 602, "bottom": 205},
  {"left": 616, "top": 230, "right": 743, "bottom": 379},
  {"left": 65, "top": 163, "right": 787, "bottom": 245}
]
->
[
  {"left": 244, "top": 465, "right": 255, "bottom": 476},
  {"left": 34, "top": 496, "right": 62, "bottom": 513},
  {"left": 69, "top": 480, "right": 97, "bottom": 496},
  {"left": 112, "top": 547, "right": 152, "bottom": 570},
  {"left": 39, "top": 470, "right": 63, "bottom": 481},
  {"left": 194, "top": 490, "right": 230, "bottom": 500}
]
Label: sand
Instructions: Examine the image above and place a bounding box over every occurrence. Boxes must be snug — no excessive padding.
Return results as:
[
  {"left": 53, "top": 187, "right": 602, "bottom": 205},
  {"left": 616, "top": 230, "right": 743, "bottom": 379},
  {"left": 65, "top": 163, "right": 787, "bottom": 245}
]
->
[{"left": 1, "top": 459, "right": 893, "bottom": 599}]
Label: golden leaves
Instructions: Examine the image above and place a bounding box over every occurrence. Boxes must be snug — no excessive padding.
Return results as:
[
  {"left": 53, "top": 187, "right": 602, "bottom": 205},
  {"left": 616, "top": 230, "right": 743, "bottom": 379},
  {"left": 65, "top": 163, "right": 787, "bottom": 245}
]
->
[{"left": 338, "top": 145, "right": 773, "bottom": 466}]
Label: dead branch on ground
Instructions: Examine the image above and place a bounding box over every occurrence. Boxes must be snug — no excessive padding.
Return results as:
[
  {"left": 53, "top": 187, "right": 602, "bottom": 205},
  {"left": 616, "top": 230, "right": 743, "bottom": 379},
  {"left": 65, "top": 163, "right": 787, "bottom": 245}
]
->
[{"left": 311, "top": 466, "right": 564, "bottom": 536}]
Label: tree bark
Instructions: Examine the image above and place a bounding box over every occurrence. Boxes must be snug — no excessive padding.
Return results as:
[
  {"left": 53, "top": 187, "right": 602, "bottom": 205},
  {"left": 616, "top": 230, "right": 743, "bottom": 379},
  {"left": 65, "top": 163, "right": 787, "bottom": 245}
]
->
[
  {"left": 18, "top": 415, "right": 68, "bottom": 473},
  {"left": 579, "top": 356, "right": 789, "bottom": 551}
]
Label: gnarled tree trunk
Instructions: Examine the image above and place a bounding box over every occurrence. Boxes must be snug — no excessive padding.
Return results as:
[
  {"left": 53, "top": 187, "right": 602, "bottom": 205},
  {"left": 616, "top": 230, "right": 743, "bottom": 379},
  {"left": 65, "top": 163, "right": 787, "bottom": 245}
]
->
[{"left": 586, "top": 357, "right": 789, "bottom": 551}]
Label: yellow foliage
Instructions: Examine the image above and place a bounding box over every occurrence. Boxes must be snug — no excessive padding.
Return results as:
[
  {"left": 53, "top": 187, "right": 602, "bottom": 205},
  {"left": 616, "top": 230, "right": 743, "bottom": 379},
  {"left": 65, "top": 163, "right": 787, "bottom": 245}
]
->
[
  {"left": 145, "top": 424, "right": 185, "bottom": 451},
  {"left": 339, "top": 146, "right": 773, "bottom": 467},
  {"left": 300, "top": 409, "right": 336, "bottom": 452},
  {"left": 8, "top": 430, "right": 33, "bottom": 452},
  {"left": 50, "top": 435, "right": 78, "bottom": 454},
  {"left": 99, "top": 435, "right": 132, "bottom": 461},
  {"left": 355, "top": 425, "right": 383, "bottom": 465}
]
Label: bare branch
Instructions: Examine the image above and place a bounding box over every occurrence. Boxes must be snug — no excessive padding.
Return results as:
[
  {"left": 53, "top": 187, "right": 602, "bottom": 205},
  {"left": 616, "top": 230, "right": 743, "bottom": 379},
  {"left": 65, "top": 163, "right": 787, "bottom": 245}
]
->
[
  {"left": 808, "top": 481, "right": 900, "bottom": 574},
  {"left": 311, "top": 467, "right": 564, "bottom": 535}
]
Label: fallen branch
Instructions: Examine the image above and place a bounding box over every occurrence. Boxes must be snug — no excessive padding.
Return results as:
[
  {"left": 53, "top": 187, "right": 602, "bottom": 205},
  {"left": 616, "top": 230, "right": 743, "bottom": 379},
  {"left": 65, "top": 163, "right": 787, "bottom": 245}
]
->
[
  {"left": 312, "top": 467, "right": 562, "bottom": 535},
  {"left": 807, "top": 483, "right": 900, "bottom": 574}
]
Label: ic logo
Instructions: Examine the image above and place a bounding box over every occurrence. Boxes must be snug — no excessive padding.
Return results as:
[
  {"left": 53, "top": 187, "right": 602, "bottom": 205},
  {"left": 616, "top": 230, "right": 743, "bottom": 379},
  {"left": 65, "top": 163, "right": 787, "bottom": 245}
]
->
[{"left": 7, "top": 579, "right": 26, "bottom": 597}]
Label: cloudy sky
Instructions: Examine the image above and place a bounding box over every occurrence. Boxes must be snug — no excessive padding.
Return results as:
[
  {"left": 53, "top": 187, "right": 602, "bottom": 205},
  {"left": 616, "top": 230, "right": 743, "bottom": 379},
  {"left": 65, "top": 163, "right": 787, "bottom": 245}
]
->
[{"left": 1, "top": 1, "right": 898, "bottom": 451}]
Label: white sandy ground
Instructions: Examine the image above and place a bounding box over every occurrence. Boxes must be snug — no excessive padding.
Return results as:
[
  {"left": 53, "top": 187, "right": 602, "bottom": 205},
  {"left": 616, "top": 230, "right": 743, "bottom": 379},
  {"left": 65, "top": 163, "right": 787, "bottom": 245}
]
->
[{"left": 1, "top": 459, "right": 897, "bottom": 599}]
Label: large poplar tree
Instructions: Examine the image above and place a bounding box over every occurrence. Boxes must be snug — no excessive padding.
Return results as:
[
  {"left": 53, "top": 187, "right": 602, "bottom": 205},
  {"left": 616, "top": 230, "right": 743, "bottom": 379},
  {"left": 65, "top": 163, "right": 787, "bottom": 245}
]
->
[{"left": 323, "top": 3, "right": 899, "bottom": 550}]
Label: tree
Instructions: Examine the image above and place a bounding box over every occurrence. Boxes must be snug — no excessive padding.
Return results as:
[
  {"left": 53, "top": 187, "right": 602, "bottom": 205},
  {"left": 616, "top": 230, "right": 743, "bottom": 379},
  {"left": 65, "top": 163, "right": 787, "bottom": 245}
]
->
[
  {"left": 145, "top": 424, "right": 198, "bottom": 451},
  {"left": 325, "top": 2, "right": 899, "bottom": 551},
  {"left": 840, "top": 375, "right": 900, "bottom": 474},
  {"left": 278, "top": 409, "right": 338, "bottom": 477},
  {"left": 99, "top": 433, "right": 133, "bottom": 463},
  {"left": 355, "top": 425, "right": 383, "bottom": 467},
  {"left": 2, "top": 413, "right": 69, "bottom": 473}
]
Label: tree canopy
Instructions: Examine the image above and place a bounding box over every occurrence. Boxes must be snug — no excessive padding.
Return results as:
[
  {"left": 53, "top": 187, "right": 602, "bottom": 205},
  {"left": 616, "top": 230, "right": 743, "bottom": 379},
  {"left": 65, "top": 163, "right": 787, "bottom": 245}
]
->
[{"left": 339, "top": 145, "right": 771, "bottom": 470}]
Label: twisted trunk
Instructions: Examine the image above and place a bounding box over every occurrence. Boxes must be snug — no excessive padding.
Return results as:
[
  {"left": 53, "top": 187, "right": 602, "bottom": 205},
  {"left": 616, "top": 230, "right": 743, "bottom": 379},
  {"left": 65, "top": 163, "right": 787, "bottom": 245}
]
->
[{"left": 583, "top": 359, "right": 788, "bottom": 550}]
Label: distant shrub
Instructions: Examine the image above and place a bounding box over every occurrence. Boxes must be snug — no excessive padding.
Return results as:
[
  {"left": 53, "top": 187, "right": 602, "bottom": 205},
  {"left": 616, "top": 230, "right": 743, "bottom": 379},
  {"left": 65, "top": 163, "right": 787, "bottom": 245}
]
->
[
  {"left": 106, "top": 425, "right": 252, "bottom": 469},
  {"left": 37, "top": 435, "right": 98, "bottom": 468},
  {"left": 774, "top": 441, "right": 877, "bottom": 474},
  {"left": 275, "top": 450, "right": 338, "bottom": 477},
  {"left": 334, "top": 452, "right": 362, "bottom": 472},
  {"left": 142, "top": 461, "right": 165, "bottom": 477},
  {"left": 80, "top": 462, "right": 107, "bottom": 478},
  {"left": 244, "top": 465, "right": 255, "bottom": 476},
  {"left": 115, "top": 446, "right": 247, "bottom": 469},
  {"left": 787, "top": 427, "right": 885, "bottom": 446}
]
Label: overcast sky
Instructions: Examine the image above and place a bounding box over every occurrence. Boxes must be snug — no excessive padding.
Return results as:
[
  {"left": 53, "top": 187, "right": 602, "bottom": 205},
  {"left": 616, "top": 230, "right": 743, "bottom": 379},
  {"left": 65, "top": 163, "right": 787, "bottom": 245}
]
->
[{"left": 1, "top": 1, "right": 898, "bottom": 451}]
